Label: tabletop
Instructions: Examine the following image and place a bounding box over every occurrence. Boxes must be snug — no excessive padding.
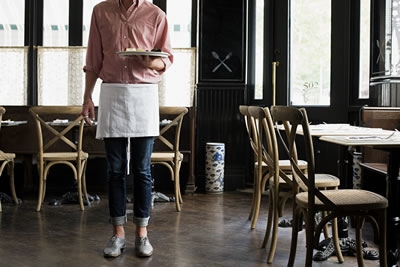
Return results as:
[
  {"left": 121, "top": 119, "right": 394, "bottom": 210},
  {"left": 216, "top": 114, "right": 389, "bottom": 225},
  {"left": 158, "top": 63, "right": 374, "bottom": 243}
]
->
[
  {"left": 1, "top": 120, "right": 28, "bottom": 126},
  {"left": 297, "top": 123, "right": 394, "bottom": 137},
  {"left": 319, "top": 132, "right": 400, "bottom": 148}
]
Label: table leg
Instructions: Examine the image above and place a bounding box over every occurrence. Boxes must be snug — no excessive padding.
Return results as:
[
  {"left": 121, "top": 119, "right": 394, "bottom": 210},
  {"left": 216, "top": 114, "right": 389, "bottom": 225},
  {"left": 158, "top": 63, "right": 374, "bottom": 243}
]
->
[{"left": 386, "top": 150, "right": 400, "bottom": 266}]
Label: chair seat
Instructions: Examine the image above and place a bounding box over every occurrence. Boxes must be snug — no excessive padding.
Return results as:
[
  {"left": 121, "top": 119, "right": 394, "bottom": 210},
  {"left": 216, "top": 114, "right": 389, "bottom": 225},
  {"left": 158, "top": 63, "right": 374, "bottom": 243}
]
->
[
  {"left": 151, "top": 152, "right": 183, "bottom": 162},
  {"left": 43, "top": 152, "right": 89, "bottom": 161},
  {"left": 296, "top": 189, "right": 388, "bottom": 210},
  {"left": 270, "top": 173, "right": 340, "bottom": 188},
  {"left": 255, "top": 159, "right": 307, "bottom": 170}
]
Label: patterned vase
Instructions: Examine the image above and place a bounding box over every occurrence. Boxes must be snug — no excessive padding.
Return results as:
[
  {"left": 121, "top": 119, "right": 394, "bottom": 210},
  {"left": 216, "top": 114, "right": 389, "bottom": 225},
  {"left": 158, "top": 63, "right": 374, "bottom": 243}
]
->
[
  {"left": 205, "top": 142, "right": 225, "bottom": 193},
  {"left": 352, "top": 151, "right": 362, "bottom": 189}
]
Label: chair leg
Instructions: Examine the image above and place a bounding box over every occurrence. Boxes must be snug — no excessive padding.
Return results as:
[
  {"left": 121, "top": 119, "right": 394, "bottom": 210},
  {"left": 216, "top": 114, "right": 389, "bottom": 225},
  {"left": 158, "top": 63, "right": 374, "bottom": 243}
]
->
[
  {"left": 36, "top": 173, "right": 44, "bottom": 212},
  {"left": 8, "top": 160, "right": 19, "bottom": 205},
  {"left": 354, "top": 217, "right": 365, "bottom": 267},
  {"left": 267, "top": 190, "right": 280, "bottom": 263},
  {"left": 248, "top": 167, "right": 257, "bottom": 221},
  {"left": 250, "top": 180, "right": 262, "bottom": 229},
  {"left": 262, "top": 187, "right": 274, "bottom": 248},
  {"left": 288, "top": 210, "right": 300, "bottom": 267},
  {"left": 377, "top": 210, "right": 387, "bottom": 267},
  {"left": 174, "top": 174, "right": 181, "bottom": 212},
  {"left": 77, "top": 177, "right": 84, "bottom": 211},
  {"left": 81, "top": 161, "right": 89, "bottom": 204},
  {"left": 331, "top": 217, "right": 344, "bottom": 263}
]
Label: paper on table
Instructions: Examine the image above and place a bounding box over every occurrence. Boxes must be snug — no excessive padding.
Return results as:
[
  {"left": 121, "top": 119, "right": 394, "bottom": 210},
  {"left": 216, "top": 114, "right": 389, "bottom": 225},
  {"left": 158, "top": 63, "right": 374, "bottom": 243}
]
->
[{"left": 1, "top": 120, "right": 28, "bottom": 126}]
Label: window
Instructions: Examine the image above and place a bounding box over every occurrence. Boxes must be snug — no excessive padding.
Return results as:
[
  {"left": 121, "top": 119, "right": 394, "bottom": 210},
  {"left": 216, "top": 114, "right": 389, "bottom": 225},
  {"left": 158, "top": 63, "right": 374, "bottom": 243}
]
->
[
  {"left": 1, "top": 0, "right": 195, "bottom": 106},
  {"left": 0, "top": 0, "right": 24, "bottom": 46},
  {"left": 0, "top": 0, "right": 26, "bottom": 105},
  {"left": 359, "top": 0, "right": 371, "bottom": 99},
  {"left": 254, "top": 0, "right": 264, "bottom": 100},
  {"left": 167, "top": 0, "right": 192, "bottom": 48},
  {"left": 290, "top": 0, "right": 331, "bottom": 106},
  {"left": 83, "top": 0, "right": 103, "bottom": 46},
  {"left": 43, "top": 0, "right": 69, "bottom": 46}
]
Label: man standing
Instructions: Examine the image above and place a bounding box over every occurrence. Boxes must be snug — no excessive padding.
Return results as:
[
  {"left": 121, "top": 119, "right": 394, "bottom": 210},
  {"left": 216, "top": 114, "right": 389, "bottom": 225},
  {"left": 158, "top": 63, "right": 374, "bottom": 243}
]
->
[{"left": 81, "top": 0, "right": 173, "bottom": 258}]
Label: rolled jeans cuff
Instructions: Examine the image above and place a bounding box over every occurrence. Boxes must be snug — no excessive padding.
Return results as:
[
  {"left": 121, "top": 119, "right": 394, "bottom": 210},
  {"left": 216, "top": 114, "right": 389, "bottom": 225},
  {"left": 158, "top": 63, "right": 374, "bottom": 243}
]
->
[
  {"left": 109, "top": 215, "right": 127, "bottom": 226},
  {"left": 134, "top": 216, "right": 150, "bottom": 227}
]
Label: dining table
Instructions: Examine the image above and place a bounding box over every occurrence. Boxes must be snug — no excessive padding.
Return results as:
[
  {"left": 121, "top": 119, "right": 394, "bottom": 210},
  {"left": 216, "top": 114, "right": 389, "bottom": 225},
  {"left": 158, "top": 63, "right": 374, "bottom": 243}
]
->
[{"left": 319, "top": 128, "right": 400, "bottom": 266}]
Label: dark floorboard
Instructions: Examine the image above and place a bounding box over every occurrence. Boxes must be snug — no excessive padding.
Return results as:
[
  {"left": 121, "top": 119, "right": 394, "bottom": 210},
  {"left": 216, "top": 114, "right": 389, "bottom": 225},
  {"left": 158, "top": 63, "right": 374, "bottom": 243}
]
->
[{"left": 0, "top": 190, "right": 396, "bottom": 267}]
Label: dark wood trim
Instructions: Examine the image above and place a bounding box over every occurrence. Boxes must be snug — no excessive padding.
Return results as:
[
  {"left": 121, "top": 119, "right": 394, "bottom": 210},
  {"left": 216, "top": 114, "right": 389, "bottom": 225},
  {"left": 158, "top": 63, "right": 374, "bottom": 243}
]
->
[{"left": 69, "top": 0, "right": 83, "bottom": 46}]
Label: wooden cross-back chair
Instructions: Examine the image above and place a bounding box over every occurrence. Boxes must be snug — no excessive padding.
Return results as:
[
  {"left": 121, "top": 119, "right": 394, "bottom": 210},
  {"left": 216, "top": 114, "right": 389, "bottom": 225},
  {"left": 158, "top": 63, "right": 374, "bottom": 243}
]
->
[
  {"left": 151, "top": 106, "right": 188, "bottom": 212},
  {"left": 29, "top": 106, "right": 89, "bottom": 211},
  {"left": 239, "top": 105, "right": 269, "bottom": 228},
  {"left": 239, "top": 105, "right": 309, "bottom": 230},
  {"left": 0, "top": 106, "right": 19, "bottom": 212},
  {"left": 270, "top": 105, "right": 388, "bottom": 267}
]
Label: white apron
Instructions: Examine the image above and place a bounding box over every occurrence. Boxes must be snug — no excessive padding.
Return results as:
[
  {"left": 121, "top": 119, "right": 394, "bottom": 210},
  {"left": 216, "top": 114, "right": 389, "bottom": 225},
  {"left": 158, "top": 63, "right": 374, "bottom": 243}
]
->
[{"left": 96, "top": 83, "right": 159, "bottom": 139}]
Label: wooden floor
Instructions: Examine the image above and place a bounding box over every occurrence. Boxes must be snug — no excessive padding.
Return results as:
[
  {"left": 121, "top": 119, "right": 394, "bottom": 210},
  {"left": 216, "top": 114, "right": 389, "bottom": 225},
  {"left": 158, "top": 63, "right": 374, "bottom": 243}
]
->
[{"left": 0, "top": 190, "right": 394, "bottom": 267}]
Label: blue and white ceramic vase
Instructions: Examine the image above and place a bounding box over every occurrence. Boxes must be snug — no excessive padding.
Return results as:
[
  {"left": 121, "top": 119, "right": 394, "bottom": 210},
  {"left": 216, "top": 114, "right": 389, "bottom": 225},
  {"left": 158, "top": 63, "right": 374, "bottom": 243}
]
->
[
  {"left": 352, "top": 151, "right": 362, "bottom": 189},
  {"left": 205, "top": 142, "right": 225, "bottom": 193}
]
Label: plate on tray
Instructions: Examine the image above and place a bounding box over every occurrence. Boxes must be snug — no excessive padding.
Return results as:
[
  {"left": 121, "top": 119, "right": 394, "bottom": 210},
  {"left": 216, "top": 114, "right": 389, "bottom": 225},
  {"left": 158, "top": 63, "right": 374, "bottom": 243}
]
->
[{"left": 117, "top": 51, "right": 169, "bottom": 57}]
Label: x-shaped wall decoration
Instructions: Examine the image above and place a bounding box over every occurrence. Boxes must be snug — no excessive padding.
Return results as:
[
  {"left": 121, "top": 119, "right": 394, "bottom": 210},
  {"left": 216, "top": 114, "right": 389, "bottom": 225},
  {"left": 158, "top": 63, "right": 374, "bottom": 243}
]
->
[{"left": 211, "top": 51, "right": 233, "bottom": 72}]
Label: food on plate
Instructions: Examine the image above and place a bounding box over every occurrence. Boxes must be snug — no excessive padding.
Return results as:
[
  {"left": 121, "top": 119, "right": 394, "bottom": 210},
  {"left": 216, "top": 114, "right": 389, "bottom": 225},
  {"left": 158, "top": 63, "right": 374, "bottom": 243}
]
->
[
  {"left": 125, "top": 48, "right": 146, "bottom": 52},
  {"left": 125, "top": 48, "right": 163, "bottom": 52}
]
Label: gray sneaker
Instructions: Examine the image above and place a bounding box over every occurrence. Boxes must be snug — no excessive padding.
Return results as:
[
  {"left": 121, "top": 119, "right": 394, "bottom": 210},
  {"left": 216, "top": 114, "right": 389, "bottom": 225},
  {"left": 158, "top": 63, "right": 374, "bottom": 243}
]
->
[
  {"left": 135, "top": 236, "right": 153, "bottom": 257},
  {"left": 104, "top": 236, "right": 126, "bottom": 258}
]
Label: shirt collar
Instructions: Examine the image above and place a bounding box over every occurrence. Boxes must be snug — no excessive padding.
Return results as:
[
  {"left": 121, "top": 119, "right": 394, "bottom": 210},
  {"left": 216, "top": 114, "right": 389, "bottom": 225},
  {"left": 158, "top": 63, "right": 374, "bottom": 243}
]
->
[{"left": 118, "top": 0, "right": 144, "bottom": 8}]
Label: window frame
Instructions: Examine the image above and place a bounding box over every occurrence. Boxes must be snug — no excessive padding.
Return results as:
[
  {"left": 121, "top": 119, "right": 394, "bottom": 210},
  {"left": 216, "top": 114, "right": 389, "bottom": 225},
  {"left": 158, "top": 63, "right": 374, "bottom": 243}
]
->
[{"left": 17, "top": 0, "right": 197, "bottom": 106}]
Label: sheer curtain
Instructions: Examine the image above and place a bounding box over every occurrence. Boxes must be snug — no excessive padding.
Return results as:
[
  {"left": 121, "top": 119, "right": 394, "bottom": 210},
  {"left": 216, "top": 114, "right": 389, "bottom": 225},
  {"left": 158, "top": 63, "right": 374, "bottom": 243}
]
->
[
  {"left": 37, "top": 47, "right": 101, "bottom": 105},
  {"left": 159, "top": 48, "right": 196, "bottom": 107},
  {"left": 0, "top": 47, "right": 28, "bottom": 105},
  {"left": 37, "top": 47, "right": 196, "bottom": 107}
]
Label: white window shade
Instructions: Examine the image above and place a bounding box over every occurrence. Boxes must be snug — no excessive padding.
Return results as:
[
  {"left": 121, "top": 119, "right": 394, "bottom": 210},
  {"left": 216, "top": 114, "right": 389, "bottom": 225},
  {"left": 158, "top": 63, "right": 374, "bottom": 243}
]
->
[
  {"left": 37, "top": 47, "right": 196, "bottom": 107},
  {"left": 37, "top": 47, "right": 101, "bottom": 105},
  {"left": 159, "top": 48, "right": 196, "bottom": 107},
  {"left": 0, "top": 47, "right": 28, "bottom": 105}
]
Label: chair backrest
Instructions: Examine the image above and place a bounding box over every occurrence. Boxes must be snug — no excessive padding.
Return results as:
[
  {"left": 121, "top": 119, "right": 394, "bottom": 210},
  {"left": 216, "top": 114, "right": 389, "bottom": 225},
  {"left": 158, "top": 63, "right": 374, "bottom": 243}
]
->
[
  {"left": 360, "top": 106, "right": 400, "bottom": 163},
  {"left": 270, "top": 105, "right": 336, "bottom": 210},
  {"left": 248, "top": 106, "right": 294, "bottom": 186},
  {"left": 155, "top": 106, "right": 188, "bottom": 155},
  {"left": 29, "top": 106, "right": 86, "bottom": 156},
  {"left": 239, "top": 105, "right": 260, "bottom": 162},
  {"left": 0, "top": 106, "right": 5, "bottom": 132}
]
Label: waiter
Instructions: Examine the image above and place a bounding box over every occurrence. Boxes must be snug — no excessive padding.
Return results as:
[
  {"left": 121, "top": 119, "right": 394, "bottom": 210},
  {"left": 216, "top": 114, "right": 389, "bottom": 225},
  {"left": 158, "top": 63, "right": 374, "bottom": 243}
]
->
[{"left": 81, "top": 0, "right": 173, "bottom": 258}]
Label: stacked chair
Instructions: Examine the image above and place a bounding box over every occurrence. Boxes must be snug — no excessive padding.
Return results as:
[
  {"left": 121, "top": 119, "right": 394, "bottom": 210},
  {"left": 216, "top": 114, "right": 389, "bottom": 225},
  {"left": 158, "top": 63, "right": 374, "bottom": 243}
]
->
[
  {"left": 246, "top": 106, "right": 340, "bottom": 263},
  {"left": 270, "top": 105, "right": 388, "bottom": 267},
  {"left": 239, "top": 105, "right": 308, "bottom": 230}
]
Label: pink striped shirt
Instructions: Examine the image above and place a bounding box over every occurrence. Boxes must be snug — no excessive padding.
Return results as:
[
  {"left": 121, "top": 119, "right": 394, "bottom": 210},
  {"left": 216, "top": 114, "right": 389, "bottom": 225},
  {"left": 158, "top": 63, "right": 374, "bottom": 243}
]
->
[{"left": 83, "top": 0, "right": 173, "bottom": 84}]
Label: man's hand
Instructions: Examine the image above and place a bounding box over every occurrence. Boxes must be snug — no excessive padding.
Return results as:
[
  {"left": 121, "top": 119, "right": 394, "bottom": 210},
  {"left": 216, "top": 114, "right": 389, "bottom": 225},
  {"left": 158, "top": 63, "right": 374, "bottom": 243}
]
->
[
  {"left": 81, "top": 99, "right": 95, "bottom": 126},
  {"left": 141, "top": 55, "right": 165, "bottom": 72}
]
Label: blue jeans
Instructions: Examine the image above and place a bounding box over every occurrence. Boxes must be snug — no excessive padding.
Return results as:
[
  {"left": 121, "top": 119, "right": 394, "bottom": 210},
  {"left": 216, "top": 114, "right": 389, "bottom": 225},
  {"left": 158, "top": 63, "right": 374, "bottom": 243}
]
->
[{"left": 104, "top": 137, "right": 154, "bottom": 227}]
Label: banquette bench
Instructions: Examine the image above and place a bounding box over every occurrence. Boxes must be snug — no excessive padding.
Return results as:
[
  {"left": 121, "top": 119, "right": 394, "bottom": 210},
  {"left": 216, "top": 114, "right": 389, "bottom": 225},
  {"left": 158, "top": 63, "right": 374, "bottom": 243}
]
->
[{"left": 359, "top": 106, "right": 400, "bottom": 196}]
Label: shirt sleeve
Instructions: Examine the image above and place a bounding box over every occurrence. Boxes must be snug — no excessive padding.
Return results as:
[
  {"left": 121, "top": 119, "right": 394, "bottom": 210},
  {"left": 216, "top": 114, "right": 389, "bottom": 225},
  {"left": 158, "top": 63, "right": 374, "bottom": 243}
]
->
[
  {"left": 154, "top": 14, "right": 174, "bottom": 74},
  {"left": 83, "top": 8, "right": 103, "bottom": 75}
]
